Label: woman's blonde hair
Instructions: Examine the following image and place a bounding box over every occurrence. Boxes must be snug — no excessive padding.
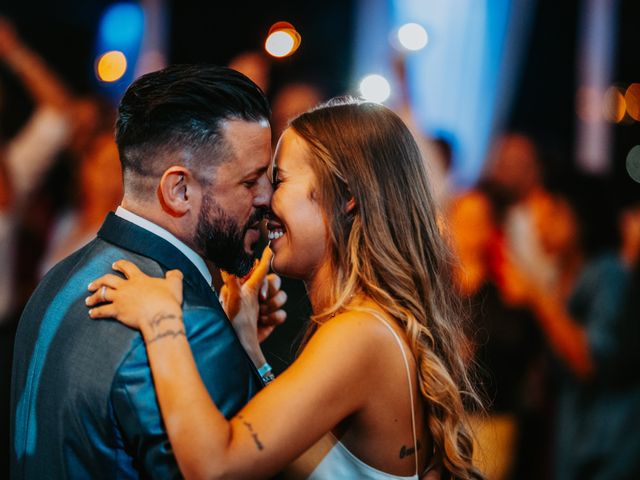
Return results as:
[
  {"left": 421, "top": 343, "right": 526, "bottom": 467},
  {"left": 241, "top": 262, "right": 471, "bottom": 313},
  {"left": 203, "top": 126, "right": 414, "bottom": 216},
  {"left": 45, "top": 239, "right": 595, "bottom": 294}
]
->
[{"left": 289, "top": 98, "right": 484, "bottom": 479}]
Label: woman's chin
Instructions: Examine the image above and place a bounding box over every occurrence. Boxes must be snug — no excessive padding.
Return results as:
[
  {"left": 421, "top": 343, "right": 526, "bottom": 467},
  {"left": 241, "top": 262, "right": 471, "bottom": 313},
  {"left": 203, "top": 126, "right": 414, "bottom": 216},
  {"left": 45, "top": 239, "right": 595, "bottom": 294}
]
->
[{"left": 270, "top": 256, "right": 303, "bottom": 281}]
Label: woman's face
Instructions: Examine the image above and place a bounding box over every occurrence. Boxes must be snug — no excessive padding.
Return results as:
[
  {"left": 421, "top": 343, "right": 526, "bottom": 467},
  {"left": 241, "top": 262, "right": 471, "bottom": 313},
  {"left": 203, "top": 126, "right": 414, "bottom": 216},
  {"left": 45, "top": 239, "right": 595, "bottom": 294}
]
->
[{"left": 267, "top": 129, "right": 328, "bottom": 281}]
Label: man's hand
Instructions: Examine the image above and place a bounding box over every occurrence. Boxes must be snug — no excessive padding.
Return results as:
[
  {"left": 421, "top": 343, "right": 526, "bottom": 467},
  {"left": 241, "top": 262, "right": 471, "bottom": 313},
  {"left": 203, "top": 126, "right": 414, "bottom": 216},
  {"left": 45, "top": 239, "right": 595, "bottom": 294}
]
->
[{"left": 220, "top": 247, "right": 287, "bottom": 350}]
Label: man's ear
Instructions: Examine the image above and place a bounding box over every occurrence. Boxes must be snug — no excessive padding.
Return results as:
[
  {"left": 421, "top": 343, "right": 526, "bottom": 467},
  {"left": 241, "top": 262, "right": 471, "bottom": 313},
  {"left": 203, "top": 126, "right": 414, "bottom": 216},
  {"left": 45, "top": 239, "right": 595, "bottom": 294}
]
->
[{"left": 158, "top": 166, "right": 200, "bottom": 217}]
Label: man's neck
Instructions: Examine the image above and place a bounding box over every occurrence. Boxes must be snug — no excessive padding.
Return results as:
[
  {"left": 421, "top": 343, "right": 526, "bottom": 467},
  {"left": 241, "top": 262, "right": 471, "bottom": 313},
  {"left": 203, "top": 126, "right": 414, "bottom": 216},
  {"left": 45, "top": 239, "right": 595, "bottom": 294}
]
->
[{"left": 116, "top": 202, "right": 213, "bottom": 286}]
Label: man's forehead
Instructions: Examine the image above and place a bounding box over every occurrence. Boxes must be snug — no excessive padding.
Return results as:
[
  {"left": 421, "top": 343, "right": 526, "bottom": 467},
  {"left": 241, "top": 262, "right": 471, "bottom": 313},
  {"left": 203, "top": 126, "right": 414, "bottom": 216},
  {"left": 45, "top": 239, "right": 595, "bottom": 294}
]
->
[
  {"left": 216, "top": 119, "right": 272, "bottom": 174},
  {"left": 221, "top": 118, "right": 270, "bottom": 138}
]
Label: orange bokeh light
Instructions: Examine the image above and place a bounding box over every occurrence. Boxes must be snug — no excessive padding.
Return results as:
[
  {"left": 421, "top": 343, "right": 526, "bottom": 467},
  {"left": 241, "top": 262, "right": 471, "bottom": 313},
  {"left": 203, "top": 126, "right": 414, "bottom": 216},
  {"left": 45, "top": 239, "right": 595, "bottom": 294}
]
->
[
  {"left": 602, "top": 86, "right": 626, "bottom": 123},
  {"left": 625, "top": 83, "right": 640, "bottom": 121},
  {"left": 96, "top": 50, "right": 127, "bottom": 82}
]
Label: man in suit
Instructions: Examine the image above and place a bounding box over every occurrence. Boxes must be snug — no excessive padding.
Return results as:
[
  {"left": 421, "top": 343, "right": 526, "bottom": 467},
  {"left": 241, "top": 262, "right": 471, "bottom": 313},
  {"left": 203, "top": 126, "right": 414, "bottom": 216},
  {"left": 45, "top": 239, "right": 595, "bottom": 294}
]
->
[{"left": 10, "top": 64, "right": 281, "bottom": 478}]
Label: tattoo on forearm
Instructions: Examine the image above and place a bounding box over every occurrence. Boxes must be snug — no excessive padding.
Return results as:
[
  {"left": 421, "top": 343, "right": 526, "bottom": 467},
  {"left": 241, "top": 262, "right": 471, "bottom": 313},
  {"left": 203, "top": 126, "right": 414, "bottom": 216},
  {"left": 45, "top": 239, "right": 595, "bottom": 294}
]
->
[
  {"left": 399, "top": 441, "right": 421, "bottom": 459},
  {"left": 148, "top": 312, "right": 183, "bottom": 331},
  {"left": 237, "top": 415, "right": 264, "bottom": 451},
  {"left": 146, "top": 329, "right": 186, "bottom": 345}
]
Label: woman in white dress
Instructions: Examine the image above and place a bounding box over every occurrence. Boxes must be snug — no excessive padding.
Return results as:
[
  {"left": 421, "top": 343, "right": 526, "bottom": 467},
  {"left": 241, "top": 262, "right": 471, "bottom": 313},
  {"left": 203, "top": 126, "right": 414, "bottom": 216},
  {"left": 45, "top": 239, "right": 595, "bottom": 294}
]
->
[{"left": 87, "top": 98, "right": 484, "bottom": 479}]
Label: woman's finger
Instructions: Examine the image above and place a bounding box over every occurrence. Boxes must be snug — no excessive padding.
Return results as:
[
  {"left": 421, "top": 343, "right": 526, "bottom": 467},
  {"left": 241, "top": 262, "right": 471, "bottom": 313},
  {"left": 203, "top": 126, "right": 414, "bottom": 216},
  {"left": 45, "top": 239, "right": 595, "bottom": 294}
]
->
[
  {"left": 264, "top": 290, "right": 287, "bottom": 313},
  {"left": 244, "top": 247, "right": 272, "bottom": 292},
  {"left": 88, "top": 274, "right": 124, "bottom": 292},
  {"left": 88, "top": 304, "right": 118, "bottom": 319},
  {"left": 265, "top": 273, "right": 281, "bottom": 297},
  {"left": 165, "top": 269, "right": 184, "bottom": 301},
  {"left": 259, "top": 309, "right": 287, "bottom": 327},
  {"left": 112, "top": 259, "right": 142, "bottom": 279},
  {"left": 85, "top": 286, "right": 114, "bottom": 307}
]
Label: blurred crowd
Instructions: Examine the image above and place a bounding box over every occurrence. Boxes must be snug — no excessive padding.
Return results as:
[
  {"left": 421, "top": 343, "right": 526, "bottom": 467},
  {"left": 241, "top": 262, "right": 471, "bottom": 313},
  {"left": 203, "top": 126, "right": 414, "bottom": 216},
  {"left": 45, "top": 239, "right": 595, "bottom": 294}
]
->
[{"left": 1, "top": 15, "right": 639, "bottom": 480}]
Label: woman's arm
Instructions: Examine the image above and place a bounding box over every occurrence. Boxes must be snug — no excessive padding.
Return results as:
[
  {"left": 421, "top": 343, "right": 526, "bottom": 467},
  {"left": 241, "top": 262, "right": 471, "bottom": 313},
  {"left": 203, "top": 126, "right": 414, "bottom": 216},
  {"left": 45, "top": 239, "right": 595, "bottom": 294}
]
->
[{"left": 86, "top": 261, "right": 375, "bottom": 480}]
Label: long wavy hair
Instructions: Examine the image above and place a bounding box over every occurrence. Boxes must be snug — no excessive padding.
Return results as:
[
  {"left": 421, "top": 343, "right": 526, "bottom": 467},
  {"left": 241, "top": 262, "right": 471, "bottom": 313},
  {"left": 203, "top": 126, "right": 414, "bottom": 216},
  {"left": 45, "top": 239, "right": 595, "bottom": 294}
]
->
[{"left": 289, "top": 98, "right": 484, "bottom": 480}]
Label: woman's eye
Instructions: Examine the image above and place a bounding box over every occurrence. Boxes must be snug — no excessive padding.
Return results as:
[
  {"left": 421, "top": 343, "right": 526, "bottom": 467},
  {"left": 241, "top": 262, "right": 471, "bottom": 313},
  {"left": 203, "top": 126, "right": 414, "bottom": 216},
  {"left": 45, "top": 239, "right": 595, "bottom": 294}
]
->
[{"left": 270, "top": 165, "right": 280, "bottom": 188}]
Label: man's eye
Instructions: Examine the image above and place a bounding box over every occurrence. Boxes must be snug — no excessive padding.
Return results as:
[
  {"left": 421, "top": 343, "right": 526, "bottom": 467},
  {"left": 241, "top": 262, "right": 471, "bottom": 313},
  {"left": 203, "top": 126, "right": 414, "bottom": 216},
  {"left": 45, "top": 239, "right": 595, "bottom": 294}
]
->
[{"left": 243, "top": 179, "right": 258, "bottom": 187}]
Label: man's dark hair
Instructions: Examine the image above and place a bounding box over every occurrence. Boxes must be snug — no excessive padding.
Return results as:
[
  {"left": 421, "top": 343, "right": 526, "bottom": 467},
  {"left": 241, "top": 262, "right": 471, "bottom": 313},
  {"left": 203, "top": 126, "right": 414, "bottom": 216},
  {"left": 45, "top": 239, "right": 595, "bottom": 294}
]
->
[{"left": 115, "top": 64, "right": 270, "bottom": 195}]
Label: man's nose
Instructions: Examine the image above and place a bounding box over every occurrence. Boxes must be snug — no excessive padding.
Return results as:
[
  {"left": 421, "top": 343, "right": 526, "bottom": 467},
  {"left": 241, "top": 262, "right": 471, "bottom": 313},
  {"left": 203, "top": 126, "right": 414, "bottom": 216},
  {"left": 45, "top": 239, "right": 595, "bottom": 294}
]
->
[{"left": 254, "top": 174, "right": 273, "bottom": 208}]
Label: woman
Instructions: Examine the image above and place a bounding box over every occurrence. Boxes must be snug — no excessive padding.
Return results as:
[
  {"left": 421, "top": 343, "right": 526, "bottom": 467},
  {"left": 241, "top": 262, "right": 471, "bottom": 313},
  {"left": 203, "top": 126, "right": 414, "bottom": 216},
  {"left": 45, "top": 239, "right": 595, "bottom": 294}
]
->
[{"left": 86, "top": 98, "right": 483, "bottom": 479}]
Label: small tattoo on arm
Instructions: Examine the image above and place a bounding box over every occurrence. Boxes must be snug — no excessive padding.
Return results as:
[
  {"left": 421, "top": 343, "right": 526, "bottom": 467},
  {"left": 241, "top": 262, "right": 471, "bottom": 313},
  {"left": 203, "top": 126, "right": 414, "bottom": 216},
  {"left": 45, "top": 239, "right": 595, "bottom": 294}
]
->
[
  {"left": 237, "top": 414, "right": 264, "bottom": 451},
  {"left": 148, "top": 312, "right": 182, "bottom": 331},
  {"left": 399, "top": 441, "right": 421, "bottom": 459},
  {"left": 146, "top": 329, "right": 186, "bottom": 345}
]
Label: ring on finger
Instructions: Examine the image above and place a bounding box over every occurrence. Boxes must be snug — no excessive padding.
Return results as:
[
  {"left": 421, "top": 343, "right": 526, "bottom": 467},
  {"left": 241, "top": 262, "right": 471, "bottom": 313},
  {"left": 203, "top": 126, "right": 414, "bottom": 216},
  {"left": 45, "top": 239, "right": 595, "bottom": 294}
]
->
[{"left": 100, "top": 285, "right": 107, "bottom": 303}]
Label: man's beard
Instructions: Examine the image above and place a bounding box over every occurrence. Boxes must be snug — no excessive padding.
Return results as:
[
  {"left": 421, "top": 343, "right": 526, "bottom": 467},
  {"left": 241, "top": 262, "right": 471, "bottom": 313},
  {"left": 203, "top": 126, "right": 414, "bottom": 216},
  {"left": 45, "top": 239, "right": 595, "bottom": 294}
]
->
[{"left": 194, "top": 193, "right": 265, "bottom": 277}]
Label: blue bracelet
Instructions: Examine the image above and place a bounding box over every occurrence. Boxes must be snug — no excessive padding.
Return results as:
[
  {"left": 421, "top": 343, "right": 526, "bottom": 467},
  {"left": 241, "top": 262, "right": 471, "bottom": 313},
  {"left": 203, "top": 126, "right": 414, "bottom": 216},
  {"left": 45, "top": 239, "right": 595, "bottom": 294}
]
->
[{"left": 257, "top": 362, "right": 272, "bottom": 377}]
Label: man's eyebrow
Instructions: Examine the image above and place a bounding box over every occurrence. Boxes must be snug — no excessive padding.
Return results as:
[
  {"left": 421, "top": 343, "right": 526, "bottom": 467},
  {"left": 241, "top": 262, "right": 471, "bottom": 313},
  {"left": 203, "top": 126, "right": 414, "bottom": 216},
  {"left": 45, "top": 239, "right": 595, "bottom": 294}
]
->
[{"left": 243, "top": 165, "right": 269, "bottom": 178}]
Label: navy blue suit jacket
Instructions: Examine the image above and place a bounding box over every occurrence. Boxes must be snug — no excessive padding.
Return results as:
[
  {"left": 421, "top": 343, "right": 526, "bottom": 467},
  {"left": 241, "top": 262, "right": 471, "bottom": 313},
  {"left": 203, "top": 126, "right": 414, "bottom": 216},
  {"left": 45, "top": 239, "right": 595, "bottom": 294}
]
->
[{"left": 11, "top": 213, "right": 264, "bottom": 478}]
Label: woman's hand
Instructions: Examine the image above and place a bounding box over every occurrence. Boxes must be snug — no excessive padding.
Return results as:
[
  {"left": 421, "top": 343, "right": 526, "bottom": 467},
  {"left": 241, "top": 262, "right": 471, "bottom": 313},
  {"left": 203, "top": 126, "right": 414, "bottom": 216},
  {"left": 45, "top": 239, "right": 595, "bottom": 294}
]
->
[
  {"left": 221, "top": 247, "right": 286, "bottom": 342},
  {"left": 86, "top": 260, "right": 184, "bottom": 338},
  {"left": 220, "top": 247, "right": 286, "bottom": 364}
]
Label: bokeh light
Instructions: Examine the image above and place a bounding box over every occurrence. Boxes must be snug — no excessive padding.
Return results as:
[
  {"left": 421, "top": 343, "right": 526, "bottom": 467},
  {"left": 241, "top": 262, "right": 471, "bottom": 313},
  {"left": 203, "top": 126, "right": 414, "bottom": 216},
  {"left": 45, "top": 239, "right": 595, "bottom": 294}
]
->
[
  {"left": 624, "top": 83, "right": 640, "bottom": 121},
  {"left": 359, "top": 74, "right": 391, "bottom": 103},
  {"left": 576, "top": 86, "right": 602, "bottom": 123},
  {"left": 100, "top": 3, "right": 145, "bottom": 48},
  {"left": 602, "top": 85, "right": 626, "bottom": 123},
  {"left": 626, "top": 145, "right": 640, "bottom": 183},
  {"left": 397, "top": 23, "right": 428, "bottom": 51},
  {"left": 96, "top": 51, "right": 127, "bottom": 82},
  {"left": 265, "top": 22, "right": 301, "bottom": 58}
]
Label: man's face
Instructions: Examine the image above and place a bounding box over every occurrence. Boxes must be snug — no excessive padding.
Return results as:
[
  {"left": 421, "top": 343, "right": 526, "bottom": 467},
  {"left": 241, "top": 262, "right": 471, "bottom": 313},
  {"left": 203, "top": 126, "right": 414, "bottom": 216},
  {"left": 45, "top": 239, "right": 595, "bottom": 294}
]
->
[{"left": 194, "top": 119, "right": 272, "bottom": 276}]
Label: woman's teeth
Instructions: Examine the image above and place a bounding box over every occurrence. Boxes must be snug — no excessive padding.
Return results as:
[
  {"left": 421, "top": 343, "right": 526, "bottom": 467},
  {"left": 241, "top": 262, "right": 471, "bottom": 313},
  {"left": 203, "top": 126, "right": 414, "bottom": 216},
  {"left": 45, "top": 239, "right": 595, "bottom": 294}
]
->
[{"left": 268, "top": 229, "right": 284, "bottom": 240}]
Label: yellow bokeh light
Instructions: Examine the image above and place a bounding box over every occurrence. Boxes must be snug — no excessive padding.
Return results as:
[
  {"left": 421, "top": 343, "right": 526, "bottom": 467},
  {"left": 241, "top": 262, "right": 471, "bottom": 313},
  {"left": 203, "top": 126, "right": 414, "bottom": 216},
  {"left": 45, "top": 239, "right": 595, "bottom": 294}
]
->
[
  {"left": 265, "top": 21, "right": 301, "bottom": 58},
  {"left": 96, "top": 51, "right": 127, "bottom": 82},
  {"left": 625, "top": 83, "right": 640, "bottom": 121},
  {"left": 602, "top": 86, "right": 626, "bottom": 123}
]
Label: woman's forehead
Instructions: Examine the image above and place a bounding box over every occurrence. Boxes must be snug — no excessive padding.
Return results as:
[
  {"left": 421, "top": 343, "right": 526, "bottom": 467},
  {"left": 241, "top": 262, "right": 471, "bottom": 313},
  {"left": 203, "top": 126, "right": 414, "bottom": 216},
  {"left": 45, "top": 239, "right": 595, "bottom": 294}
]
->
[{"left": 273, "top": 129, "right": 311, "bottom": 170}]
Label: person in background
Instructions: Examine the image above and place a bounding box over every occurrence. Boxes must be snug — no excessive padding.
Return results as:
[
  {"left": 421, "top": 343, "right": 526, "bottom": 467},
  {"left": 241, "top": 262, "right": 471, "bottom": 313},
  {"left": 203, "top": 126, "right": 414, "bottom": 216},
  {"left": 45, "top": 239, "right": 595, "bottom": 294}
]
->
[
  {"left": 481, "top": 133, "right": 557, "bottom": 291},
  {"left": 501, "top": 189, "right": 640, "bottom": 479},
  {"left": 447, "top": 189, "right": 541, "bottom": 480},
  {"left": 38, "top": 131, "right": 123, "bottom": 277},
  {"left": 0, "top": 16, "right": 82, "bottom": 476},
  {"left": 270, "top": 82, "right": 324, "bottom": 142}
]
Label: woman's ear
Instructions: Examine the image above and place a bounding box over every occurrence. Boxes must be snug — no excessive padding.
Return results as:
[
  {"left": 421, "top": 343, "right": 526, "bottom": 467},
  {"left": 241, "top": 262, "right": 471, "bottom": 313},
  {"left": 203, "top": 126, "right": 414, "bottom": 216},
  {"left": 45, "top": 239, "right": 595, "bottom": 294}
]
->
[
  {"left": 158, "top": 166, "right": 199, "bottom": 217},
  {"left": 345, "top": 197, "right": 357, "bottom": 214}
]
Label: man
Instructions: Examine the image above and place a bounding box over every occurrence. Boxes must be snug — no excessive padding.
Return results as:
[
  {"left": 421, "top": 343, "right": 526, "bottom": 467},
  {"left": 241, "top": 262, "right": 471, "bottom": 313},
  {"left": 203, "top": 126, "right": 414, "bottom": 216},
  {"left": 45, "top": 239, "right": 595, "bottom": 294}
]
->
[{"left": 11, "top": 64, "right": 281, "bottom": 478}]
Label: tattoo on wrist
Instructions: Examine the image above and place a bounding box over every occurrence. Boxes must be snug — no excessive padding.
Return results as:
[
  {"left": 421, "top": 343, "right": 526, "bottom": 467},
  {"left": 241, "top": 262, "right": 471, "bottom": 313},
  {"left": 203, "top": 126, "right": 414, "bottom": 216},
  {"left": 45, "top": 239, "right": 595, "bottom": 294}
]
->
[
  {"left": 237, "top": 415, "right": 264, "bottom": 451},
  {"left": 399, "top": 441, "right": 421, "bottom": 459},
  {"left": 148, "top": 312, "right": 183, "bottom": 331},
  {"left": 146, "top": 329, "right": 186, "bottom": 345}
]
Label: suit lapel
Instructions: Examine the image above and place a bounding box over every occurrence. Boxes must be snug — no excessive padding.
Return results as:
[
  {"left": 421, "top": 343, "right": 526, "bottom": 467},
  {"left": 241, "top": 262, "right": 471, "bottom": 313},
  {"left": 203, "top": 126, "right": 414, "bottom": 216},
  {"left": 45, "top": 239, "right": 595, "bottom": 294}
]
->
[{"left": 97, "top": 212, "right": 218, "bottom": 308}]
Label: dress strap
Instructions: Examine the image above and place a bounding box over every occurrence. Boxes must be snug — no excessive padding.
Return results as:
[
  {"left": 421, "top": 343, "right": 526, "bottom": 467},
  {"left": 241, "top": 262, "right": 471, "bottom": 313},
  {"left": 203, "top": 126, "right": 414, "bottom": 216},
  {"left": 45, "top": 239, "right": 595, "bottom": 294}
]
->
[{"left": 364, "top": 309, "right": 419, "bottom": 477}]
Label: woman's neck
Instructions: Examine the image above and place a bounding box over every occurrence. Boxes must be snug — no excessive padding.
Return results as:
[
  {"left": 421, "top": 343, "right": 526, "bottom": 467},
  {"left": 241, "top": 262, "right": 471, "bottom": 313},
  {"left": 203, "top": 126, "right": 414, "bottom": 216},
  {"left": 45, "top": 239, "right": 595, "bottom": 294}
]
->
[{"left": 305, "top": 260, "right": 334, "bottom": 315}]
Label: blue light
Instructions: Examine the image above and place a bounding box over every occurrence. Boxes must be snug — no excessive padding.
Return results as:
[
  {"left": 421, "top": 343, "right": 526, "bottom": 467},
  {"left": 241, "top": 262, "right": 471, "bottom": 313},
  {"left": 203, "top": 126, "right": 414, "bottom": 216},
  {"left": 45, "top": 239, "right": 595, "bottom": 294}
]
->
[
  {"left": 99, "top": 3, "right": 145, "bottom": 50},
  {"left": 352, "top": 0, "right": 536, "bottom": 187},
  {"left": 95, "top": 2, "right": 145, "bottom": 99}
]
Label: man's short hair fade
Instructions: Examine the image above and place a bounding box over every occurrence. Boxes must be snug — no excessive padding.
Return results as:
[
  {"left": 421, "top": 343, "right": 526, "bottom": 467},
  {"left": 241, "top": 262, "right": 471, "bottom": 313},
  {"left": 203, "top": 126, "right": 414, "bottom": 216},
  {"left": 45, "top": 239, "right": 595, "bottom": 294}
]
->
[{"left": 115, "top": 64, "right": 270, "bottom": 194}]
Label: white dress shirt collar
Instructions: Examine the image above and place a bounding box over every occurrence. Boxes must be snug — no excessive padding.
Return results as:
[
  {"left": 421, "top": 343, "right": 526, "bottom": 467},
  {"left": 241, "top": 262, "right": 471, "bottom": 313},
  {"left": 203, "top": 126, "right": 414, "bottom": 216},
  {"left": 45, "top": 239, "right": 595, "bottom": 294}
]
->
[{"left": 115, "top": 206, "right": 213, "bottom": 286}]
